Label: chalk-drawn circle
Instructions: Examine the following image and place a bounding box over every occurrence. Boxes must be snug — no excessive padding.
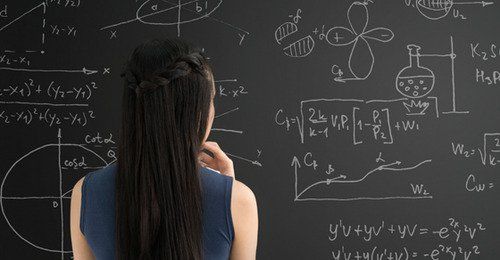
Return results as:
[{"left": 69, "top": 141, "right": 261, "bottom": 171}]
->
[
  {"left": 0, "top": 143, "right": 108, "bottom": 253},
  {"left": 136, "top": 0, "right": 223, "bottom": 26}
]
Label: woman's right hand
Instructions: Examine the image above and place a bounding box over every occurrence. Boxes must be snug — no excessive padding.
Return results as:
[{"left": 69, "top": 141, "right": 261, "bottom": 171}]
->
[{"left": 198, "top": 141, "right": 235, "bottom": 178}]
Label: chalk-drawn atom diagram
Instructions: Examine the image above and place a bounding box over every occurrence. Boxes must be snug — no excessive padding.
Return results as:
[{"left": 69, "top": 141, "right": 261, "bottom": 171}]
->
[{"left": 325, "top": 1, "right": 394, "bottom": 83}]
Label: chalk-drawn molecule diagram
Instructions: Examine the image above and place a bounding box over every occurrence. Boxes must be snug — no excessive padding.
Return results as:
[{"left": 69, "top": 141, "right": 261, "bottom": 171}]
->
[
  {"left": 404, "top": 0, "right": 494, "bottom": 20},
  {"left": 325, "top": 1, "right": 394, "bottom": 83},
  {"left": 274, "top": 9, "right": 315, "bottom": 58},
  {"left": 0, "top": 129, "right": 111, "bottom": 259}
]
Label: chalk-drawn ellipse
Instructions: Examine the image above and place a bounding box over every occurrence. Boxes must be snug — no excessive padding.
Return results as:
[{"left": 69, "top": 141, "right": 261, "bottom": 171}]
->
[{"left": 136, "top": 0, "right": 223, "bottom": 26}]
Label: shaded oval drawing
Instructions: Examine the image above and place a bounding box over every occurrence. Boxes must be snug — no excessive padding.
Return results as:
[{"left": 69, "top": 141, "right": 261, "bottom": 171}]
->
[
  {"left": 275, "top": 21, "right": 298, "bottom": 45},
  {"left": 283, "top": 35, "right": 315, "bottom": 58},
  {"left": 416, "top": 0, "right": 453, "bottom": 20}
]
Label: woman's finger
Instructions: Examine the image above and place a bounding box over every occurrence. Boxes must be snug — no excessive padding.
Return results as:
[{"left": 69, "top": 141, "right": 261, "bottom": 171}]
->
[
  {"left": 198, "top": 150, "right": 214, "bottom": 163},
  {"left": 198, "top": 152, "right": 216, "bottom": 168},
  {"left": 202, "top": 142, "right": 231, "bottom": 161},
  {"left": 201, "top": 141, "right": 235, "bottom": 178}
]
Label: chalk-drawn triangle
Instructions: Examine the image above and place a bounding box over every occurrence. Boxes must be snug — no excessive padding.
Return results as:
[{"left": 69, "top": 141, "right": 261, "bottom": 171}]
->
[{"left": 0, "top": 2, "right": 46, "bottom": 53}]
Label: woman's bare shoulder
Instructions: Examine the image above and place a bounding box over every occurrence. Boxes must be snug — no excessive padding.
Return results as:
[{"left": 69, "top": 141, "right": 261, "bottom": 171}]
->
[
  {"left": 229, "top": 179, "right": 258, "bottom": 259},
  {"left": 231, "top": 180, "right": 257, "bottom": 209}
]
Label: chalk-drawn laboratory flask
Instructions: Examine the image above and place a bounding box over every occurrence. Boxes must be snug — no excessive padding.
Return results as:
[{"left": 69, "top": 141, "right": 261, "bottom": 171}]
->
[{"left": 396, "top": 44, "right": 435, "bottom": 98}]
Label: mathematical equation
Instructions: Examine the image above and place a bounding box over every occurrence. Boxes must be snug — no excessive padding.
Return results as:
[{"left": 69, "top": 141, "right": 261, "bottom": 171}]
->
[
  {"left": 329, "top": 217, "right": 487, "bottom": 260},
  {"left": 276, "top": 98, "right": 440, "bottom": 145}
]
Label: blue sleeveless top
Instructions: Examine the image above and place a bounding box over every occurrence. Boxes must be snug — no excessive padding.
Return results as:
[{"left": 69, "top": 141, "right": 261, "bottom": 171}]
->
[{"left": 80, "top": 163, "right": 234, "bottom": 259}]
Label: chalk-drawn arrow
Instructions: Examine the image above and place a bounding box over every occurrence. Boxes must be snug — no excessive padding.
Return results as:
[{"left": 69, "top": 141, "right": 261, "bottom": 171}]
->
[
  {"left": 326, "top": 175, "right": 347, "bottom": 185},
  {"left": 0, "top": 67, "right": 99, "bottom": 75},
  {"left": 291, "top": 156, "right": 301, "bottom": 168},
  {"left": 226, "top": 152, "right": 262, "bottom": 167},
  {"left": 453, "top": 1, "right": 494, "bottom": 7},
  {"left": 295, "top": 159, "right": 431, "bottom": 200}
]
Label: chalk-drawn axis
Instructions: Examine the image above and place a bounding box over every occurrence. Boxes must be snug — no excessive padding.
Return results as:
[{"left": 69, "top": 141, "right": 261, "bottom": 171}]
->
[
  {"left": 292, "top": 157, "right": 433, "bottom": 201},
  {"left": 0, "top": 129, "right": 109, "bottom": 258}
]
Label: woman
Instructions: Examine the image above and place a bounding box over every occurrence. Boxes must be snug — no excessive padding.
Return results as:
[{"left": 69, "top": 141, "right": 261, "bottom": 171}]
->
[{"left": 69, "top": 38, "right": 258, "bottom": 260}]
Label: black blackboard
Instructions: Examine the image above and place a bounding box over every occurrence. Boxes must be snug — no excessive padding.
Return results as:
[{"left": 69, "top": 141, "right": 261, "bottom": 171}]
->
[{"left": 1, "top": 0, "right": 499, "bottom": 259}]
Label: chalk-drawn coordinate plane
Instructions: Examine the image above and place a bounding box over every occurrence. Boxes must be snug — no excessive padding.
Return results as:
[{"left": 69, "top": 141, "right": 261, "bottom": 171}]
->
[
  {"left": 291, "top": 152, "right": 433, "bottom": 201},
  {"left": 100, "top": 0, "right": 250, "bottom": 45},
  {"left": 403, "top": 0, "right": 494, "bottom": 20},
  {"left": 0, "top": 129, "right": 115, "bottom": 259}
]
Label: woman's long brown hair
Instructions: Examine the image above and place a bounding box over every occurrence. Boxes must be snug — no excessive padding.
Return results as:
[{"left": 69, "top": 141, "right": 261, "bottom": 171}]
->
[{"left": 115, "top": 38, "right": 213, "bottom": 259}]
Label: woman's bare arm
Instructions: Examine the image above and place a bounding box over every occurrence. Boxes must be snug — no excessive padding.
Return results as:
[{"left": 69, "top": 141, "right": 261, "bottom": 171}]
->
[
  {"left": 70, "top": 177, "right": 95, "bottom": 260},
  {"left": 198, "top": 141, "right": 259, "bottom": 259}
]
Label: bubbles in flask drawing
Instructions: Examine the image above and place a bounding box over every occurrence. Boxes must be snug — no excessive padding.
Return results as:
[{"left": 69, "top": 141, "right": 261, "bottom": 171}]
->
[{"left": 396, "top": 44, "right": 435, "bottom": 99}]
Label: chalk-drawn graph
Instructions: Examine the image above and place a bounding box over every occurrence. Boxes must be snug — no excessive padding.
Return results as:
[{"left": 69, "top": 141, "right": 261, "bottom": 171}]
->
[
  {"left": 0, "top": 2, "right": 47, "bottom": 54},
  {"left": 0, "top": 129, "right": 112, "bottom": 259},
  {"left": 325, "top": 1, "right": 394, "bottom": 82},
  {"left": 292, "top": 153, "right": 433, "bottom": 201},
  {"left": 100, "top": 0, "right": 250, "bottom": 44},
  {"left": 404, "top": 0, "right": 494, "bottom": 20}
]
